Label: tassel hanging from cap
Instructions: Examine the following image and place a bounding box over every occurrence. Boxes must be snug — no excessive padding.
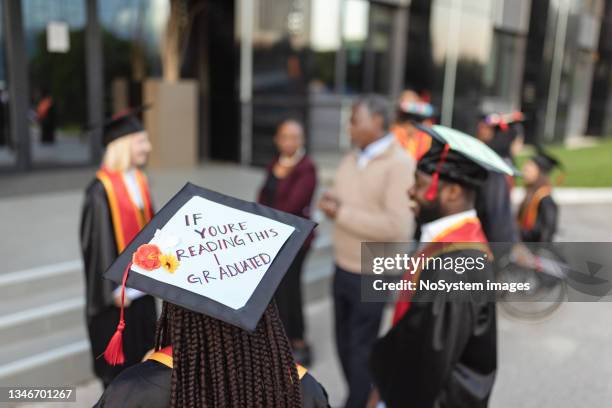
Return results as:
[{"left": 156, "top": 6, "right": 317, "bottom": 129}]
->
[
  {"left": 425, "top": 143, "right": 450, "bottom": 201},
  {"left": 102, "top": 261, "right": 132, "bottom": 366}
]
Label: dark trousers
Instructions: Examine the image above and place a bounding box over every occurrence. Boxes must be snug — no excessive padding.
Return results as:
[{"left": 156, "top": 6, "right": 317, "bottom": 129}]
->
[
  {"left": 333, "top": 265, "right": 386, "bottom": 408},
  {"left": 275, "top": 247, "right": 308, "bottom": 341}
]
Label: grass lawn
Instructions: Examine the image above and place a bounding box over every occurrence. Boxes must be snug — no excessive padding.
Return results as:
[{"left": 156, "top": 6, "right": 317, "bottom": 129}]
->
[{"left": 515, "top": 138, "right": 612, "bottom": 187}]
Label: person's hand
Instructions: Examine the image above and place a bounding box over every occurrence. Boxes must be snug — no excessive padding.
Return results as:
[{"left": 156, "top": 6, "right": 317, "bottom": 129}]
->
[
  {"left": 272, "top": 162, "right": 292, "bottom": 178},
  {"left": 318, "top": 192, "right": 340, "bottom": 219},
  {"left": 114, "top": 293, "right": 131, "bottom": 308}
]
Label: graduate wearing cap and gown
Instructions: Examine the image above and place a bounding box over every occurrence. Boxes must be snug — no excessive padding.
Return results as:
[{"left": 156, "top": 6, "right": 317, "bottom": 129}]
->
[
  {"left": 517, "top": 150, "right": 561, "bottom": 243},
  {"left": 94, "top": 183, "right": 329, "bottom": 407},
  {"left": 474, "top": 112, "right": 523, "bottom": 243},
  {"left": 391, "top": 100, "right": 435, "bottom": 161},
  {"left": 80, "top": 109, "right": 158, "bottom": 387},
  {"left": 369, "top": 125, "right": 513, "bottom": 408}
]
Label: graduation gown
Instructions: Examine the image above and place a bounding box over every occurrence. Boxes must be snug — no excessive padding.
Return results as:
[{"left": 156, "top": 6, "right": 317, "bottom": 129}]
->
[
  {"left": 370, "top": 218, "right": 497, "bottom": 408},
  {"left": 517, "top": 185, "right": 558, "bottom": 242},
  {"left": 94, "top": 347, "right": 331, "bottom": 408},
  {"left": 475, "top": 171, "right": 518, "bottom": 243},
  {"left": 80, "top": 169, "right": 157, "bottom": 386}
]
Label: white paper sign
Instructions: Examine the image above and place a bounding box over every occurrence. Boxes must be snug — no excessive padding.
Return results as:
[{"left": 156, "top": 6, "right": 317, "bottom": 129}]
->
[
  {"left": 47, "top": 21, "right": 70, "bottom": 53},
  {"left": 130, "top": 196, "right": 295, "bottom": 309}
]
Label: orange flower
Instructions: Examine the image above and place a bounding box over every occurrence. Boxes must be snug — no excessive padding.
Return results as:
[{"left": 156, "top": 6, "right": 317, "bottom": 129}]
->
[{"left": 133, "top": 244, "right": 162, "bottom": 271}]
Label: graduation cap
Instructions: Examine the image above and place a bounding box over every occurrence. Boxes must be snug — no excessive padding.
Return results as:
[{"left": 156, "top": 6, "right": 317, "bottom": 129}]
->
[
  {"left": 101, "top": 182, "right": 316, "bottom": 365},
  {"left": 481, "top": 110, "right": 525, "bottom": 128},
  {"left": 397, "top": 100, "right": 436, "bottom": 122},
  {"left": 480, "top": 112, "right": 510, "bottom": 132},
  {"left": 416, "top": 125, "right": 516, "bottom": 200},
  {"left": 531, "top": 147, "right": 564, "bottom": 184},
  {"left": 100, "top": 105, "right": 150, "bottom": 147},
  {"left": 532, "top": 148, "right": 562, "bottom": 173},
  {"left": 503, "top": 111, "right": 526, "bottom": 124}
]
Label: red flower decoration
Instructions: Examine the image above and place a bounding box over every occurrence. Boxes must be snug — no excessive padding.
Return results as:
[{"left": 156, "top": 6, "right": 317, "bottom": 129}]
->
[{"left": 132, "top": 244, "right": 162, "bottom": 271}]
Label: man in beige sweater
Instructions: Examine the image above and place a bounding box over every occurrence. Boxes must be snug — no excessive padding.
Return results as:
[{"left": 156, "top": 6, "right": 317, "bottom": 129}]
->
[{"left": 319, "top": 96, "right": 415, "bottom": 408}]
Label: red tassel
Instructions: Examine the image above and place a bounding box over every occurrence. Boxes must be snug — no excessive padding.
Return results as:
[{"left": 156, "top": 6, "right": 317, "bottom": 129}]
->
[
  {"left": 102, "top": 262, "right": 132, "bottom": 366},
  {"left": 103, "top": 320, "right": 126, "bottom": 365},
  {"left": 425, "top": 172, "right": 440, "bottom": 201},
  {"left": 425, "top": 144, "right": 450, "bottom": 201}
]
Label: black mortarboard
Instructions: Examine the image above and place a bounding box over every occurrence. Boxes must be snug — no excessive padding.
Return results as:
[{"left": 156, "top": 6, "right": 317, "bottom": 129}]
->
[
  {"left": 101, "top": 183, "right": 316, "bottom": 365},
  {"left": 416, "top": 125, "right": 515, "bottom": 200},
  {"left": 102, "top": 106, "right": 149, "bottom": 147},
  {"left": 532, "top": 148, "right": 562, "bottom": 174}
]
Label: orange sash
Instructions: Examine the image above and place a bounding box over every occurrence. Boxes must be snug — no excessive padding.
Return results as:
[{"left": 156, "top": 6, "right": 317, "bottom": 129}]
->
[
  {"left": 147, "top": 346, "right": 173, "bottom": 368},
  {"left": 96, "top": 167, "right": 154, "bottom": 252},
  {"left": 392, "top": 125, "right": 432, "bottom": 161},
  {"left": 518, "top": 185, "right": 552, "bottom": 231}
]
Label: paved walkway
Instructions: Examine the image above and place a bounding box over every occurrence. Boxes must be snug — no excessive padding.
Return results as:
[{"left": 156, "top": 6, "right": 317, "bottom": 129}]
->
[
  {"left": 16, "top": 299, "right": 612, "bottom": 408},
  {"left": 0, "top": 164, "right": 270, "bottom": 273}
]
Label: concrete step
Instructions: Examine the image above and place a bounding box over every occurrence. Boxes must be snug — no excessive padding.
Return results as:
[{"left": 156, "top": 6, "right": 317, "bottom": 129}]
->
[
  {"left": 0, "top": 297, "right": 84, "bottom": 346},
  {"left": 0, "top": 261, "right": 93, "bottom": 388},
  {"left": 0, "top": 326, "right": 91, "bottom": 387},
  {"left": 0, "top": 258, "right": 84, "bottom": 343},
  {"left": 0, "top": 279, "right": 82, "bottom": 318},
  {"left": 0, "top": 260, "right": 83, "bottom": 307},
  {"left": 0, "top": 324, "right": 87, "bottom": 366}
]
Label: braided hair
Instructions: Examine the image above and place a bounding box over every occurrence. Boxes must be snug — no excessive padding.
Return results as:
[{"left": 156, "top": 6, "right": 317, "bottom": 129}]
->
[{"left": 154, "top": 301, "right": 302, "bottom": 408}]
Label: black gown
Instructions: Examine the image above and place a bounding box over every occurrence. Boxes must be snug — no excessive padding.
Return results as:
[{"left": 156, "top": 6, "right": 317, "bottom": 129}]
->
[
  {"left": 475, "top": 172, "right": 518, "bottom": 243},
  {"left": 94, "top": 360, "right": 331, "bottom": 408},
  {"left": 518, "top": 195, "right": 558, "bottom": 242},
  {"left": 80, "top": 179, "right": 157, "bottom": 387},
  {"left": 369, "top": 250, "right": 497, "bottom": 408}
]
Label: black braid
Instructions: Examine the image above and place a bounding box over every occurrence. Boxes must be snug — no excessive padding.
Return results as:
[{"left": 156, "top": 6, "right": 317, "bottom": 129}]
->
[{"left": 155, "top": 301, "right": 302, "bottom": 407}]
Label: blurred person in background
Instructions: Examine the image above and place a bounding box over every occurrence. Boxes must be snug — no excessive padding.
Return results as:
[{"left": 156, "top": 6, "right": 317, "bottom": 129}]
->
[
  {"left": 391, "top": 90, "right": 435, "bottom": 161},
  {"left": 474, "top": 111, "right": 522, "bottom": 243},
  {"left": 318, "top": 96, "right": 415, "bottom": 408},
  {"left": 80, "top": 109, "right": 157, "bottom": 387},
  {"left": 517, "top": 149, "right": 561, "bottom": 242},
  {"left": 258, "top": 119, "right": 317, "bottom": 366},
  {"left": 36, "top": 87, "right": 55, "bottom": 144},
  {"left": 482, "top": 111, "right": 525, "bottom": 165}
]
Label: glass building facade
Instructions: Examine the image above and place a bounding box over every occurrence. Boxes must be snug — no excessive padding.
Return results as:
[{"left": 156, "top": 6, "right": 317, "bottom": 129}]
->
[{"left": 0, "top": 0, "right": 610, "bottom": 171}]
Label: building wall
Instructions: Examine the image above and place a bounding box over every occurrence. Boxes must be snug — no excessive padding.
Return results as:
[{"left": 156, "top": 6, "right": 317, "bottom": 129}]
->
[{"left": 0, "top": 0, "right": 610, "bottom": 172}]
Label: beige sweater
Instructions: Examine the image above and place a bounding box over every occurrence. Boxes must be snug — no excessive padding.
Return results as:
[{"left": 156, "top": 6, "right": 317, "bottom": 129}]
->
[{"left": 331, "top": 141, "right": 416, "bottom": 273}]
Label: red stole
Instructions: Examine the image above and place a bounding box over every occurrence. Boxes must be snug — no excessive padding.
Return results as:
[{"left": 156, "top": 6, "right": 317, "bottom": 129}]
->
[
  {"left": 96, "top": 167, "right": 154, "bottom": 252},
  {"left": 392, "top": 216, "right": 490, "bottom": 325}
]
